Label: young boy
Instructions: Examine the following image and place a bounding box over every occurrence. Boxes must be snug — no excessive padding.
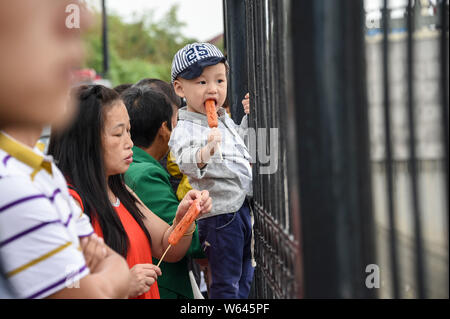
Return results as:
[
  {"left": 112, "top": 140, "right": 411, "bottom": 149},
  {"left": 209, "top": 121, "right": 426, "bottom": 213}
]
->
[{"left": 170, "top": 43, "right": 254, "bottom": 299}]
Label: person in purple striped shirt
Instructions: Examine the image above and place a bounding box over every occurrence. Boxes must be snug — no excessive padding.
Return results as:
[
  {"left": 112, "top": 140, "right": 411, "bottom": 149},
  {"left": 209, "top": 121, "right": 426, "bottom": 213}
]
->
[{"left": 0, "top": 0, "right": 131, "bottom": 299}]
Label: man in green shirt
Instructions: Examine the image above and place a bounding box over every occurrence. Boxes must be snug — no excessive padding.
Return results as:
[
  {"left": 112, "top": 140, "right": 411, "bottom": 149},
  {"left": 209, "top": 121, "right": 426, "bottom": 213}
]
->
[{"left": 123, "top": 86, "right": 205, "bottom": 299}]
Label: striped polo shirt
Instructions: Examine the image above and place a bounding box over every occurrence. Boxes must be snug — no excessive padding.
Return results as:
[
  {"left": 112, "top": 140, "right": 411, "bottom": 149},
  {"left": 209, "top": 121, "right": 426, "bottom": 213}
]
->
[{"left": 0, "top": 131, "right": 94, "bottom": 298}]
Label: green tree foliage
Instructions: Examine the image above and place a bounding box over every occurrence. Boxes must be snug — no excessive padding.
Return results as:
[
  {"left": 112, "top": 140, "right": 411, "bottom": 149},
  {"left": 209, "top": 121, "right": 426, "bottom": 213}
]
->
[{"left": 82, "top": 5, "right": 198, "bottom": 86}]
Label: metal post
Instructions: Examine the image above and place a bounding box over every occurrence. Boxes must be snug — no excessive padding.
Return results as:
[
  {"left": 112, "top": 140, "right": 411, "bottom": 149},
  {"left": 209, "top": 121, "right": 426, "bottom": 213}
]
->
[
  {"left": 223, "top": 0, "right": 248, "bottom": 124},
  {"left": 101, "top": 0, "right": 109, "bottom": 78},
  {"left": 242, "top": 0, "right": 303, "bottom": 299},
  {"left": 290, "top": 0, "right": 376, "bottom": 298},
  {"left": 440, "top": 0, "right": 449, "bottom": 234},
  {"left": 381, "top": 0, "right": 400, "bottom": 299},
  {"left": 406, "top": 0, "right": 426, "bottom": 299}
]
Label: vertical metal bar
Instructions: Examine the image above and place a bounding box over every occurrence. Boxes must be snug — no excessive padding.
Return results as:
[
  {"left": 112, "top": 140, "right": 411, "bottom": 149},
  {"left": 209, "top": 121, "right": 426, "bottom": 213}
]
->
[
  {"left": 347, "top": 0, "right": 377, "bottom": 299},
  {"left": 291, "top": 0, "right": 375, "bottom": 298},
  {"left": 265, "top": 0, "right": 275, "bottom": 223},
  {"left": 243, "top": 0, "right": 303, "bottom": 299},
  {"left": 244, "top": 0, "right": 261, "bottom": 299},
  {"left": 256, "top": 0, "right": 266, "bottom": 215},
  {"left": 283, "top": 0, "right": 304, "bottom": 298},
  {"left": 222, "top": 0, "right": 227, "bottom": 54},
  {"left": 223, "top": 0, "right": 248, "bottom": 124},
  {"left": 440, "top": 0, "right": 449, "bottom": 230},
  {"left": 245, "top": 0, "right": 256, "bottom": 134},
  {"left": 101, "top": 0, "right": 109, "bottom": 77},
  {"left": 382, "top": 0, "right": 400, "bottom": 298},
  {"left": 274, "top": 0, "right": 287, "bottom": 230},
  {"left": 273, "top": 0, "right": 283, "bottom": 227},
  {"left": 406, "top": 0, "right": 426, "bottom": 299}
]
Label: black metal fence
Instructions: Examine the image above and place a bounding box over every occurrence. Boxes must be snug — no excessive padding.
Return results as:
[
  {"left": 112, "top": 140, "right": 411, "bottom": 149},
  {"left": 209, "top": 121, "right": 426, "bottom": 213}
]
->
[
  {"left": 225, "top": 0, "right": 302, "bottom": 299},
  {"left": 224, "top": 0, "right": 448, "bottom": 298}
]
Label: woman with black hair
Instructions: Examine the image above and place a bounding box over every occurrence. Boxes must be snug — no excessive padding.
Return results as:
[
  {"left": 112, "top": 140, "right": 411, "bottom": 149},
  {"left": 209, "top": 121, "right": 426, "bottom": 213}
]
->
[{"left": 48, "top": 85, "right": 212, "bottom": 299}]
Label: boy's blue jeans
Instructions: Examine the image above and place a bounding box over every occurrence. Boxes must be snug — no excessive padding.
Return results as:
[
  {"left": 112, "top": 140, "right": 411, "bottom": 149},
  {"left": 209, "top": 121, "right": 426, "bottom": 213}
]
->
[{"left": 198, "top": 199, "right": 254, "bottom": 299}]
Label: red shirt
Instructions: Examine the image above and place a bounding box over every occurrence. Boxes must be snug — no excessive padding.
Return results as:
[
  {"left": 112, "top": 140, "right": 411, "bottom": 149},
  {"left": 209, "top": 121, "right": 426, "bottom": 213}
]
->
[{"left": 69, "top": 188, "right": 160, "bottom": 299}]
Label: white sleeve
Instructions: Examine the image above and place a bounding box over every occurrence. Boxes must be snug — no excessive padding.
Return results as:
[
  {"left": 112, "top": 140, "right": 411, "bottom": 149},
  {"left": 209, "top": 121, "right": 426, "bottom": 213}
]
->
[
  {"left": 72, "top": 199, "right": 94, "bottom": 238},
  {"left": 0, "top": 177, "right": 89, "bottom": 299},
  {"left": 52, "top": 165, "right": 94, "bottom": 238},
  {"left": 236, "top": 114, "right": 249, "bottom": 142}
]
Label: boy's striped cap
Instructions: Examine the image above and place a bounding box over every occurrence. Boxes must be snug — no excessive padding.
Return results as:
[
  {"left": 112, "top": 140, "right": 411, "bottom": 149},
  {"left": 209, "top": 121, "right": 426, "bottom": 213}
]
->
[{"left": 171, "top": 43, "right": 226, "bottom": 83}]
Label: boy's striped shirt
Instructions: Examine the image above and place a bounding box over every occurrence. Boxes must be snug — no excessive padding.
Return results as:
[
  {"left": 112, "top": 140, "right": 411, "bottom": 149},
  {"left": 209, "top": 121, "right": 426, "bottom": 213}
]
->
[{"left": 0, "top": 131, "right": 93, "bottom": 298}]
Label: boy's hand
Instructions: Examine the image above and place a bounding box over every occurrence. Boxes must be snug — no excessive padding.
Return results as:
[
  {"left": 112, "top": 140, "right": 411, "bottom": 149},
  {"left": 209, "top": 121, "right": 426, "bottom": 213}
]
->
[
  {"left": 197, "top": 128, "right": 222, "bottom": 168},
  {"left": 207, "top": 127, "right": 222, "bottom": 147},
  {"left": 207, "top": 127, "right": 222, "bottom": 156},
  {"left": 242, "top": 93, "right": 250, "bottom": 115}
]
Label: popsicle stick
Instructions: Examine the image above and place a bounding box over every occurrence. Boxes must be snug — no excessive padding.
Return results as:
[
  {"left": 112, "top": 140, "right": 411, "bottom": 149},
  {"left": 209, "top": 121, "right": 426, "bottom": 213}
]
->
[
  {"left": 156, "top": 244, "right": 172, "bottom": 268},
  {"left": 217, "top": 143, "right": 223, "bottom": 161}
]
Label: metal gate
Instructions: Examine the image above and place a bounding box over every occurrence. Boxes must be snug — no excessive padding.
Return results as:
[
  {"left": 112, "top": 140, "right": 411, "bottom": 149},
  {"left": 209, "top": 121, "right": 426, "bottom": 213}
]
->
[
  {"left": 224, "top": 0, "right": 303, "bottom": 299},
  {"left": 223, "top": 0, "right": 448, "bottom": 299}
]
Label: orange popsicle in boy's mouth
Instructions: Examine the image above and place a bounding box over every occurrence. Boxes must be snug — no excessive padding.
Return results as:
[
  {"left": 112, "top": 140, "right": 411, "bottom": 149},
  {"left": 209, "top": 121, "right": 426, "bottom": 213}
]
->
[
  {"left": 205, "top": 99, "right": 218, "bottom": 128},
  {"left": 204, "top": 99, "right": 222, "bottom": 160}
]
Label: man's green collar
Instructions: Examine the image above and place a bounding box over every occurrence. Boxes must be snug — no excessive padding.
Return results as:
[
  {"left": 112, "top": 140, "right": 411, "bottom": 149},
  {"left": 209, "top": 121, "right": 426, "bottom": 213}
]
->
[{"left": 131, "top": 146, "right": 162, "bottom": 167}]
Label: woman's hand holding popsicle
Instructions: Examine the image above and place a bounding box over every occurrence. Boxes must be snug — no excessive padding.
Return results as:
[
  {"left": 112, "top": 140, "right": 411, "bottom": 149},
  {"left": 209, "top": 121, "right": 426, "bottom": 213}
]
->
[
  {"left": 174, "top": 190, "right": 212, "bottom": 227},
  {"left": 156, "top": 190, "right": 212, "bottom": 268}
]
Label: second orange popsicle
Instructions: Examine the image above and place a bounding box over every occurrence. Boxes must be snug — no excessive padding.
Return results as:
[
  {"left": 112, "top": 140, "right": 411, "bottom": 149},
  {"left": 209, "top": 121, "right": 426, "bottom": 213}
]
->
[{"left": 168, "top": 198, "right": 201, "bottom": 246}]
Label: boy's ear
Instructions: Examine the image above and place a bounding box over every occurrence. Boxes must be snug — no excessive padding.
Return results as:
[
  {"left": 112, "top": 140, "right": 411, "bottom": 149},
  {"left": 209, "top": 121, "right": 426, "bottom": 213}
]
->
[
  {"left": 173, "top": 79, "right": 185, "bottom": 98},
  {"left": 158, "top": 121, "right": 171, "bottom": 140}
]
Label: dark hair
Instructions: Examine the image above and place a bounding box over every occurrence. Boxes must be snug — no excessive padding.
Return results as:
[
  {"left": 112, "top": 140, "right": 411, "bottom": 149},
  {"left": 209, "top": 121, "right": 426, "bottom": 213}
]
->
[
  {"left": 122, "top": 86, "right": 173, "bottom": 149},
  {"left": 113, "top": 83, "right": 133, "bottom": 95},
  {"left": 48, "top": 84, "right": 152, "bottom": 257},
  {"left": 135, "top": 78, "right": 182, "bottom": 108}
]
